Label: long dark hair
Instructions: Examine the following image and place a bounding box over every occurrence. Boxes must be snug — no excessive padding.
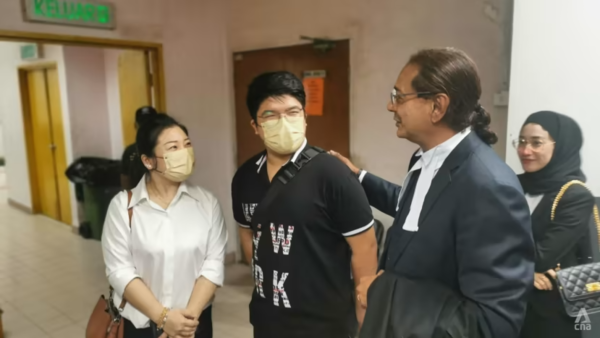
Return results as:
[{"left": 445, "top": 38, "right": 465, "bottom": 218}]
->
[
  {"left": 129, "top": 114, "right": 189, "bottom": 186},
  {"left": 408, "top": 48, "right": 498, "bottom": 144}
]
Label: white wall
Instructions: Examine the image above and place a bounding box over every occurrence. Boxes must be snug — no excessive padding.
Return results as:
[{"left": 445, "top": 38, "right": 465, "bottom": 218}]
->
[
  {"left": 162, "top": 0, "right": 238, "bottom": 255},
  {"left": 507, "top": 0, "right": 600, "bottom": 195},
  {"left": 0, "top": 0, "right": 238, "bottom": 254},
  {"left": 104, "top": 49, "right": 124, "bottom": 159},
  {"left": 228, "top": 0, "right": 512, "bottom": 227},
  {"left": 63, "top": 46, "right": 113, "bottom": 159}
]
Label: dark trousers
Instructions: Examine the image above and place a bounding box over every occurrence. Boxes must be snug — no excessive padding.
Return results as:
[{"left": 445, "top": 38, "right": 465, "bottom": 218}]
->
[{"left": 124, "top": 306, "right": 213, "bottom": 338}]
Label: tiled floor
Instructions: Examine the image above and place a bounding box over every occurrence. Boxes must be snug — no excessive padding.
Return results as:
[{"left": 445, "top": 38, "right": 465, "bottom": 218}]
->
[{"left": 0, "top": 169, "right": 254, "bottom": 338}]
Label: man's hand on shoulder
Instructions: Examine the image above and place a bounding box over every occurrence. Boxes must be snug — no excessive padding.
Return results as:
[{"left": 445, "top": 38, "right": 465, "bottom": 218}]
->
[{"left": 328, "top": 150, "right": 360, "bottom": 175}]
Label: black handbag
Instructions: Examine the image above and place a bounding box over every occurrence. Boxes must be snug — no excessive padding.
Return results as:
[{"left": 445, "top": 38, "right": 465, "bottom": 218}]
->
[
  {"left": 552, "top": 180, "right": 600, "bottom": 317},
  {"left": 556, "top": 263, "right": 600, "bottom": 316}
]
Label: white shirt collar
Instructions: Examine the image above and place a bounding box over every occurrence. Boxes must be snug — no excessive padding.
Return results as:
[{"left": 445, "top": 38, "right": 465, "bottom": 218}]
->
[
  {"left": 130, "top": 175, "right": 200, "bottom": 207},
  {"left": 256, "top": 138, "right": 308, "bottom": 173},
  {"left": 289, "top": 138, "right": 308, "bottom": 163},
  {"left": 398, "top": 128, "right": 471, "bottom": 231},
  {"left": 410, "top": 128, "right": 471, "bottom": 172}
]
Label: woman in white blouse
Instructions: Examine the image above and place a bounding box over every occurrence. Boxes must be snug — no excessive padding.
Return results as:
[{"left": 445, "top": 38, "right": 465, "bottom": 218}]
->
[{"left": 102, "top": 114, "right": 227, "bottom": 338}]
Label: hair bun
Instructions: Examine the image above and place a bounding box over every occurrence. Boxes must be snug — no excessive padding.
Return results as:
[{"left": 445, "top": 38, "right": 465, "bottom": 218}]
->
[
  {"left": 470, "top": 104, "right": 498, "bottom": 145},
  {"left": 135, "top": 106, "right": 159, "bottom": 126}
]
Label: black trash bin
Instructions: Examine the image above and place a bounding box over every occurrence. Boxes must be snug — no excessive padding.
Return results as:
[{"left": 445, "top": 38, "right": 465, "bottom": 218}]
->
[{"left": 66, "top": 157, "right": 122, "bottom": 240}]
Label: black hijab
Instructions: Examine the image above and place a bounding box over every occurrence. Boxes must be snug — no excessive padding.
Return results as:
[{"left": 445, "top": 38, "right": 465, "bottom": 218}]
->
[{"left": 518, "top": 111, "right": 585, "bottom": 194}]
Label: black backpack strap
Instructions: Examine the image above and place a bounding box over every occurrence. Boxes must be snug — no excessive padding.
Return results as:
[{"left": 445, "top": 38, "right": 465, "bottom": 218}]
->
[
  {"left": 277, "top": 146, "right": 324, "bottom": 185},
  {"left": 251, "top": 145, "right": 324, "bottom": 224}
]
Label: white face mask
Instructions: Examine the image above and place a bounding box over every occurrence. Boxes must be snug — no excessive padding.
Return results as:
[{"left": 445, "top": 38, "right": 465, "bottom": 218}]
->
[
  {"left": 155, "top": 147, "right": 195, "bottom": 182},
  {"left": 261, "top": 116, "right": 305, "bottom": 155}
]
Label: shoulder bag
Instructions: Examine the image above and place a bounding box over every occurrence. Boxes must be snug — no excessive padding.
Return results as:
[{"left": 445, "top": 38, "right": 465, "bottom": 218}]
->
[
  {"left": 86, "top": 191, "right": 134, "bottom": 338},
  {"left": 552, "top": 180, "right": 600, "bottom": 316}
]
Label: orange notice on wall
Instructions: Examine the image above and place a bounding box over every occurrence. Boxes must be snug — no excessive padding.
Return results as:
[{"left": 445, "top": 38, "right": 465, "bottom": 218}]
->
[{"left": 303, "top": 77, "right": 324, "bottom": 116}]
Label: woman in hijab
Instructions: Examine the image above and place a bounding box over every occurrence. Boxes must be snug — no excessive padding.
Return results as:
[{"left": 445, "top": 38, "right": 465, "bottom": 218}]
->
[{"left": 516, "top": 111, "right": 596, "bottom": 338}]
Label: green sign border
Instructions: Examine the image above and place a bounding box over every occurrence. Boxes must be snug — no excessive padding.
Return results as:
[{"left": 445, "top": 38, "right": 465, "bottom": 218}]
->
[{"left": 22, "top": 0, "right": 116, "bottom": 30}]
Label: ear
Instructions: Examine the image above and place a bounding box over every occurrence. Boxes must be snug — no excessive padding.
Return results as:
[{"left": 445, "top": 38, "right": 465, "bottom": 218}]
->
[
  {"left": 250, "top": 119, "right": 259, "bottom": 135},
  {"left": 431, "top": 93, "right": 450, "bottom": 124},
  {"left": 141, "top": 154, "right": 153, "bottom": 170}
]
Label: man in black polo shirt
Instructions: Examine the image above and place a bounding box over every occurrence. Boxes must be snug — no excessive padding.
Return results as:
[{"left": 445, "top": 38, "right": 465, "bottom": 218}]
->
[{"left": 231, "top": 71, "right": 378, "bottom": 338}]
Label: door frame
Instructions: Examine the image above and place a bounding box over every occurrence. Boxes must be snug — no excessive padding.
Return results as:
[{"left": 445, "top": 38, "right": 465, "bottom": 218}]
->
[
  {"left": 1, "top": 30, "right": 166, "bottom": 223},
  {"left": 18, "top": 63, "right": 69, "bottom": 221},
  {"left": 0, "top": 30, "right": 166, "bottom": 112}
]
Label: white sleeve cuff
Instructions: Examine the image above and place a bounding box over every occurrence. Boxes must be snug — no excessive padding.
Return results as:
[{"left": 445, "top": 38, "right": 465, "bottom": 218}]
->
[
  {"left": 199, "top": 259, "right": 225, "bottom": 287},
  {"left": 108, "top": 268, "right": 140, "bottom": 296},
  {"left": 358, "top": 170, "right": 368, "bottom": 183},
  {"left": 238, "top": 222, "right": 251, "bottom": 229},
  {"left": 343, "top": 219, "right": 375, "bottom": 237}
]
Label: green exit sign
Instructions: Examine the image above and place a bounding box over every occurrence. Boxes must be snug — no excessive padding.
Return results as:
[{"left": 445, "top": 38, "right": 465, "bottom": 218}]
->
[{"left": 23, "top": 0, "right": 116, "bottom": 30}]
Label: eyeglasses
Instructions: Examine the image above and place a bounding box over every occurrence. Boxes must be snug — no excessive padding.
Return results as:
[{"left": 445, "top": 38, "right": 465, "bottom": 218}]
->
[
  {"left": 390, "top": 88, "right": 435, "bottom": 107},
  {"left": 512, "top": 138, "right": 555, "bottom": 151},
  {"left": 257, "top": 109, "right": 304, "bottom": 121}
]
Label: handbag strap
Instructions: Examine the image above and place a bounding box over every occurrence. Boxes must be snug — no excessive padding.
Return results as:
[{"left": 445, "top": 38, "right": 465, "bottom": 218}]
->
[{"left": 551, "top": 180, "right": 600, "bottom": 249}]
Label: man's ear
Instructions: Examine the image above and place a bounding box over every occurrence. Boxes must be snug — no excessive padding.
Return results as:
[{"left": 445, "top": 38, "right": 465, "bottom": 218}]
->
[
  {"left": 250, "top": 119, "right": 259, "bottom": 135},
  {"left": 431, "top": 93, "right": 450, "bottom": 124}
]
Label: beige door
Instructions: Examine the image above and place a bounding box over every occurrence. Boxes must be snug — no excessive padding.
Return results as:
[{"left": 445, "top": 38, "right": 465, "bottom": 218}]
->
[
  {"left": 118, "top": 50, "right": 152, "bottom": 146},
  {"left": 21, "top": 66, "right": 72, "bottom": 225}
]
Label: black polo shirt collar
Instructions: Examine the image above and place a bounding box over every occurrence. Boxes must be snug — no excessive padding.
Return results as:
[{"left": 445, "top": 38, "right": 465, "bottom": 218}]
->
[{"left": 255, "top": 138, "right": 308, "bottom": 174}]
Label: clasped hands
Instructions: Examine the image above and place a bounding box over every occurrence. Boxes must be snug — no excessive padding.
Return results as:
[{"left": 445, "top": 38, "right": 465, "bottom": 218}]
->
[
  {"left": 534, "top": 269, "right": 558, "bottom": 291},
  {"left": 158, "top": 308, "right": 199, "bottom": 338}
]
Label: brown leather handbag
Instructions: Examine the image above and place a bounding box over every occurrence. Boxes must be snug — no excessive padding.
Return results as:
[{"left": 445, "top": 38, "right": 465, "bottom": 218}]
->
[{"left": 86, "top": 191, "right": 134, "bottom": 338}]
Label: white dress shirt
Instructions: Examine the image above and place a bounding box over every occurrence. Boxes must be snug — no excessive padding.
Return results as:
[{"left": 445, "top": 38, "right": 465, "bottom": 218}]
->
[
  {"left": 101, "top": 176, "right": 228, "bottom": 329},
  {"left": 359, "top": 128, "right": 471, "bottom": 232}
]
